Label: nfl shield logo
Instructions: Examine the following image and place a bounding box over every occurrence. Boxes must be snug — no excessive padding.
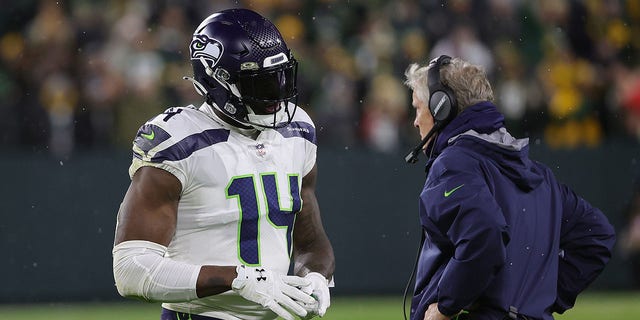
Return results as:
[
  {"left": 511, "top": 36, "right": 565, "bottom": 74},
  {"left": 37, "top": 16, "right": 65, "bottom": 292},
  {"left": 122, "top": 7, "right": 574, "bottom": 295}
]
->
[{"left": 255, "top": 143, "right": 267, "bottom": 157}]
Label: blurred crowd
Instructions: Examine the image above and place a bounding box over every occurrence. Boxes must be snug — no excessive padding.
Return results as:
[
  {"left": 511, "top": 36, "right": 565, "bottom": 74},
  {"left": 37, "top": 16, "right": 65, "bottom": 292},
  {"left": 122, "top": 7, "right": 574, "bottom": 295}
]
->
[{"left": 1, "top": 0, "right": 640, "bottom": 158}]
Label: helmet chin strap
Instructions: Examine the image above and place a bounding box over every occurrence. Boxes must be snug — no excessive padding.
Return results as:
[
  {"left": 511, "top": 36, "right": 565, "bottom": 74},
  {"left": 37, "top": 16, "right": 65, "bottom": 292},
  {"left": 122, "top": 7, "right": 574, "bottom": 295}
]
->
[
  {"left": 200, "top": 57, "right": 214, "bottom": 76},
  {"left": 199, "top": 57, "right": 242, "bottom": 98},
  {"left": 182, "top": 76, "right": 207, "bottom": 96},
  {"left": 185, "top": 57, "right": 249, "bottom": 125}
]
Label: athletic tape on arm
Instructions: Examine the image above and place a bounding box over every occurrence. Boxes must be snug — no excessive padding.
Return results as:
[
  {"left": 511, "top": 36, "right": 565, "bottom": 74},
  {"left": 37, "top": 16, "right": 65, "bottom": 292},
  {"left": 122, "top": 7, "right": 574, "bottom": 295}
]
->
[{"left": 112, "top": 240, "right": 200, "bottom": 302}]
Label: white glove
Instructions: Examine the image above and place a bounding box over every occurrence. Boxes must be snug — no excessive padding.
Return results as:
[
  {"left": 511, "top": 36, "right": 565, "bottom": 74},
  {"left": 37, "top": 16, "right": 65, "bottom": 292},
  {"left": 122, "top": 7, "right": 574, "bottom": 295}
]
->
[
  {"left": 299, "top": 272, "right": 331, "bottom": 318},
  {"left": 231, "top": 265, "right": 317, "bottom": 320}
]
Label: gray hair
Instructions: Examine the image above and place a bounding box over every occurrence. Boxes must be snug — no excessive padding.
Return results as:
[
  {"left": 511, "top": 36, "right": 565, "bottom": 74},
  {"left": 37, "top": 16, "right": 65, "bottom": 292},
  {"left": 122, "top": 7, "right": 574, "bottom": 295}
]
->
[{"left": 404, "top": 57, "right": 493, "bottom": 112}]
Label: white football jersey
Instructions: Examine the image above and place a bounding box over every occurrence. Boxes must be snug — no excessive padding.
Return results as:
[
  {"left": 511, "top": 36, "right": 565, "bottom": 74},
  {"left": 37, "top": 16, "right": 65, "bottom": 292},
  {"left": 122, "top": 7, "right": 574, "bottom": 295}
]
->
[{"left": 128, "top": 102, "right": 317, "bottom": 320}]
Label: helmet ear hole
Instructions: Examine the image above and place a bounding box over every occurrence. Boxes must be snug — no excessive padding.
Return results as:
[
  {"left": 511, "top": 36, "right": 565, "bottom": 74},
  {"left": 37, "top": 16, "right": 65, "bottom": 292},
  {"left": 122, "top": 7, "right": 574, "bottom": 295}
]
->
[{"left": 214, "top": 68, "right": 230, "bottom": 83}]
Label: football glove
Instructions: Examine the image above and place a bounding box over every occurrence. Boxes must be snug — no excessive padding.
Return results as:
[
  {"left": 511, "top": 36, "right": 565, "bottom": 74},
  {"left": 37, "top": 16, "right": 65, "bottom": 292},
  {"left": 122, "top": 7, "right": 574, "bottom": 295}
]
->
[
  {"left": 299, "top": 272, "right": 331, "bottom": 318},
  {"left": 231, "top": 265, "right": 317, "bottom": 320}
]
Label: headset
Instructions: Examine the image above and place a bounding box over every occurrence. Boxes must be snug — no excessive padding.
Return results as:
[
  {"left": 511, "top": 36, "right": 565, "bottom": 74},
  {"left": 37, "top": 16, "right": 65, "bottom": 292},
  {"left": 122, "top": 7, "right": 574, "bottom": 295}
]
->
[{"left": 404, "top": 55, "right": 458, "bottom": 164}]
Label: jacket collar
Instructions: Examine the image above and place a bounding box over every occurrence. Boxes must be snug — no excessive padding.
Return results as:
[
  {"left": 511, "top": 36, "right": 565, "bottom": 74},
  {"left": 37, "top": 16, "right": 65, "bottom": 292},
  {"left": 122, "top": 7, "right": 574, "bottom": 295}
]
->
[
  {"left": 424, "top": 101, "right": 504, "bottom": 171},
  {"left": 426, "top": 101, "right": 504, "bottom": 158}
]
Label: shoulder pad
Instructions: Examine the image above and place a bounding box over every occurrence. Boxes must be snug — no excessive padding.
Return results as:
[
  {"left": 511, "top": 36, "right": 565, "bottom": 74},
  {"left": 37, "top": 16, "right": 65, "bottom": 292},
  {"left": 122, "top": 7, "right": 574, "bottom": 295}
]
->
[{"left": 132, "top": 106, "right": 230, "bottom": 162}]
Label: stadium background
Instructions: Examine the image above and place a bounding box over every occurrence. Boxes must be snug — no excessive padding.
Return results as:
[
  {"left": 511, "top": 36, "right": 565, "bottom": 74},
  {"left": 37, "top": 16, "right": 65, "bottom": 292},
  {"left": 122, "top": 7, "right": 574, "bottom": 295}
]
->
[{"left": 1, "top": 0, "right": 640, "bottom": 316}]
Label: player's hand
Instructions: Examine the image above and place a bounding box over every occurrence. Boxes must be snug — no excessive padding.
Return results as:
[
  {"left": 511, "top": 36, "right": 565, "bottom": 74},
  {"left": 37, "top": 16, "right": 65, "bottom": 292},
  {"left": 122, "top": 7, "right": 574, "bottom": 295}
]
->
[
  {"left": 231, "top": 265, "right": 317, "bottom": 320},
  {"left": 299, "top": 272, "right": 331, "bottom": 318}
]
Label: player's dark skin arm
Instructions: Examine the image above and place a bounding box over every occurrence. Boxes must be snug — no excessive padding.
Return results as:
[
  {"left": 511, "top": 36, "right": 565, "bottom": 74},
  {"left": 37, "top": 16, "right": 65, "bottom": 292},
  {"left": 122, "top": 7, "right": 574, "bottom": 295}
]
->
[
  {"left": 113, "top": 166, "right": 236, "bottom": 298},
  {"left": 292, "top": 164, "right": 336, "bottom": 279}
]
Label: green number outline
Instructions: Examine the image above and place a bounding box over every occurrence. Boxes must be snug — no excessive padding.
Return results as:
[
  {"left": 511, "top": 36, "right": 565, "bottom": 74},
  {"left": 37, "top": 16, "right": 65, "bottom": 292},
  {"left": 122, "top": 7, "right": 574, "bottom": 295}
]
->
[{"left": 226, "top": 173, "right": 300, "bottom": 266}]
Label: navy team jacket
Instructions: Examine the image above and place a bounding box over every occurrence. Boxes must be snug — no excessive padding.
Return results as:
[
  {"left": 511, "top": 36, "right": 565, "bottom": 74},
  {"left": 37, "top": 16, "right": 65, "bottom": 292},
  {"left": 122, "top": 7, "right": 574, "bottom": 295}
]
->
[{"left": 410, "top": 102, "right": 615, "bottom": 320}]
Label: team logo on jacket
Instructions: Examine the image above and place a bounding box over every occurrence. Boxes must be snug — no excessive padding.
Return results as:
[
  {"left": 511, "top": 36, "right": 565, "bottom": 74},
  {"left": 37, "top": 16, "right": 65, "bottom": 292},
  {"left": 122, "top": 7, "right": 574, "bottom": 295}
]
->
[{"left": 190, "top": 34, "right": 223, "bottom": 67}]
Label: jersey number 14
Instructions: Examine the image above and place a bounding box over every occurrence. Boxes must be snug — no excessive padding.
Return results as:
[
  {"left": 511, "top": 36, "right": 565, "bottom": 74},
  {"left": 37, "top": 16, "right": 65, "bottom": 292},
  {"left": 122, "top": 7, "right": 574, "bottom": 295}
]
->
[{"left": 226, "top": 173, "right": 301, "bottom": 266}]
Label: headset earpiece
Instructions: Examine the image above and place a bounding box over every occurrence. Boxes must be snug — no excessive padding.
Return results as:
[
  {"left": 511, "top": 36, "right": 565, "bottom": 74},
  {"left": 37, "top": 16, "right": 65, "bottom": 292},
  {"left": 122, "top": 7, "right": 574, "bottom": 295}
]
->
[{"left": 427, "top": 55, "right": 458, "bottom": 125}]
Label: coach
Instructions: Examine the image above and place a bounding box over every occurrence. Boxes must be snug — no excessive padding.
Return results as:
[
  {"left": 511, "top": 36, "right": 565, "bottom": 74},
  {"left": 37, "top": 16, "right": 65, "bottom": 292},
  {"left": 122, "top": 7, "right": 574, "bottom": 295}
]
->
[{"left": 402, "top": 55, "right": 615, "bottom": 320}]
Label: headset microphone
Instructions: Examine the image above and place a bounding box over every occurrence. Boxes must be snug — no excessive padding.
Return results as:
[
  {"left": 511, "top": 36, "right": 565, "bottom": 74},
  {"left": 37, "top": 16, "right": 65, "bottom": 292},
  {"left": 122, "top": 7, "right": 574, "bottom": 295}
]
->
[{"left": 404, "top": 121, "right": 443, "bottom": 164}]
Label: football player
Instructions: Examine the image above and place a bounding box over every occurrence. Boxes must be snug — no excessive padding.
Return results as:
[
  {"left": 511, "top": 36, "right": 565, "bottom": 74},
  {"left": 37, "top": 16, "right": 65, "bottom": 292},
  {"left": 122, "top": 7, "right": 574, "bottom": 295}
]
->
[{"left": 112, "top": 8, "right": 335, "bottom": 320}]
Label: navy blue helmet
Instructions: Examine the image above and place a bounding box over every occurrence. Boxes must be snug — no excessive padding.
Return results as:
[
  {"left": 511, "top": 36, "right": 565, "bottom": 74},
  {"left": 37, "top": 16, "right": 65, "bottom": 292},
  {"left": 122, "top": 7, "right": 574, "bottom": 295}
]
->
[{"left": 186, "top": 8, "right": 298, "bottom": 130}]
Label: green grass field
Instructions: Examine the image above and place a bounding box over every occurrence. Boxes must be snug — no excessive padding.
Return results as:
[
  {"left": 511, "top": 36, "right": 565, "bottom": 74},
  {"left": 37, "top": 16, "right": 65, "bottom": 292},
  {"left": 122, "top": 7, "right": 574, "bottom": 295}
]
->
[{"left": 1, "top": 292, "right": 639, "bottom": 319}]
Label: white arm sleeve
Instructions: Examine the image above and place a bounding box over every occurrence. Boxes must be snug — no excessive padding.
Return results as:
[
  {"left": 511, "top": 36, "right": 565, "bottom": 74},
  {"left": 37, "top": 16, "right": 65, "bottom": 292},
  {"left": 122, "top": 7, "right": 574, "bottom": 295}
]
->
[{"left": 112, "top": 240, "right": 200, "bottom": 302}]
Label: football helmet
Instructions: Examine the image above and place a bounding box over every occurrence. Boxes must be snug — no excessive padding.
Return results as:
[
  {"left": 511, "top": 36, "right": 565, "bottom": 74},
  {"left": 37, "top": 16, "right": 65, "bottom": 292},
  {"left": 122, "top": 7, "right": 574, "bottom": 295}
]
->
[{"left": 185, "top": 8, "right": 298, "bottom": 130}]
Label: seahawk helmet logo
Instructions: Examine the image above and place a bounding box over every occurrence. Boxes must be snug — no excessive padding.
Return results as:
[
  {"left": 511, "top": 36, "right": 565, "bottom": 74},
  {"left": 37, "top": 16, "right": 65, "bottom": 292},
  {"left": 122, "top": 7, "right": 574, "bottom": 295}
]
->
[{"left": 190, "top": 34, "right": 224, "bottom": 67}]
